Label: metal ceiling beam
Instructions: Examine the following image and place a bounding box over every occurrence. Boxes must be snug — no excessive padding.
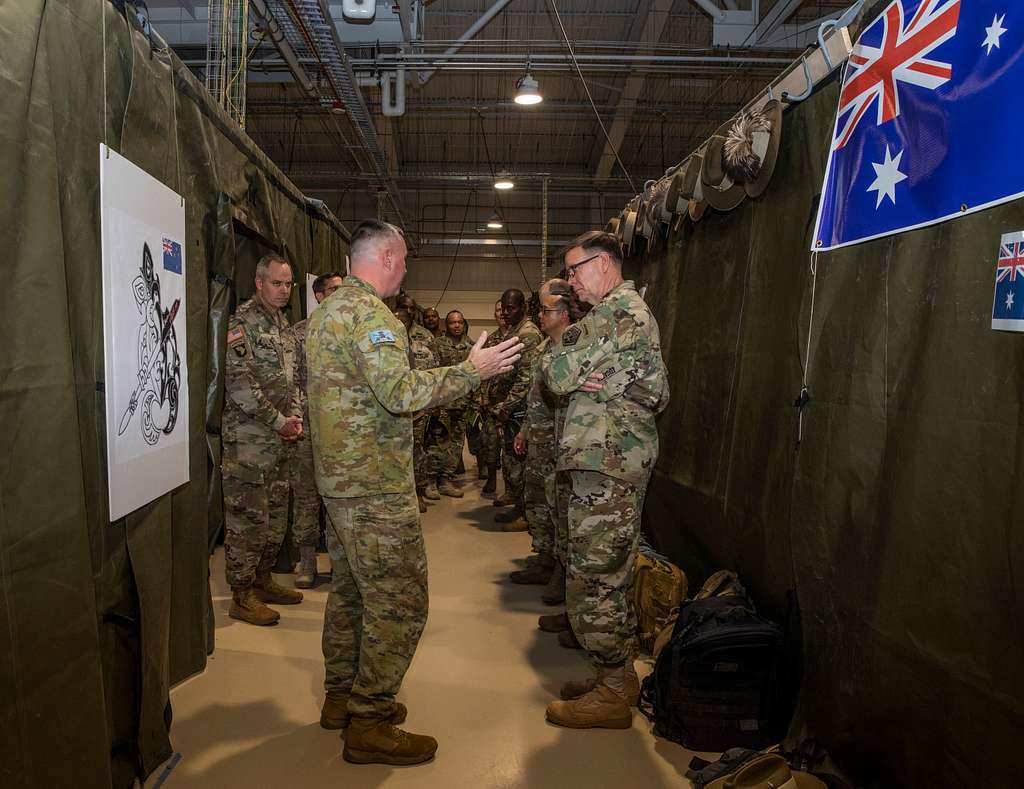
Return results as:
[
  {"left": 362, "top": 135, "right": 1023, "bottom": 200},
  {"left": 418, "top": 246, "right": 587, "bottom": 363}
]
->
[
  {"left": 750, "top": 0, "right": 805, "bottom": 44},
  {"left": 594, "top": 0, "right": 673, "bottom": 181},
  {"left": 417, "top": 0, "right": 515, "bottom": 85}
]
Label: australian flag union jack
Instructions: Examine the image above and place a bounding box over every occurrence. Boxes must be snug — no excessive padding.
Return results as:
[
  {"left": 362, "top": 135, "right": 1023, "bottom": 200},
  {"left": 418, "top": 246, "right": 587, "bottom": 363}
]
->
[
  {"left": 992, "top": 235, "right": 1024, "bottom": 330},
  {"left": 813, "top": 0, "right": 1023, "bottom": 250}
]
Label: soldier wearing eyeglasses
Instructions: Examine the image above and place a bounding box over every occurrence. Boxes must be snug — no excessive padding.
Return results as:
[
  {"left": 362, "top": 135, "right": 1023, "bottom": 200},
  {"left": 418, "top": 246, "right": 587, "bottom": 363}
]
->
[
  {"left": 541, "top": 231, "right": 670, "bottom": 730},
  {"left": 222, "top": 253, "right": 306, "bottom": 627}
]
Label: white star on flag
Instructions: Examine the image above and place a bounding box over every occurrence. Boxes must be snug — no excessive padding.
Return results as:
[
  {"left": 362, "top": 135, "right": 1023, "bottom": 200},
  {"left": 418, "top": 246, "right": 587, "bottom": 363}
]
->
[
  {"left": 1006, "top": 291, "right": 1015, "bottom": 311},
  {"left": 983, "top": 13, "right": 1007, "bottom": 55},
  {"left": 866, "top": 146, "right": 908, "bottom": 209}
]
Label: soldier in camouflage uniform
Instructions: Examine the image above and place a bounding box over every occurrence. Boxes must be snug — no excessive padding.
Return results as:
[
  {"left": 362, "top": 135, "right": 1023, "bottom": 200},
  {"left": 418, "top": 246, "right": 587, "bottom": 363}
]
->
[
  {"left": 492, "top": 289, "right": 544, "bottom": 527},
  {"left": 306, "top": 219, "right": 524, "bottom": 765},
  {"left": 398, "top": 293, "right": 435, "bottom": 347},
  {"left": 288, "top": 271, "right": 344, "bottom": 587},
  {"left": 478, "top": 300, "right": 508, "bottom": 494},
  {"left": 511, "top": 279, "right": 581, "bottom": 587},
  {"left": 433, "top": 310, "right": 474, "bottom": 497},
  {"left": 222, "top": 254, "right": 306, "bottom": 626},
  {"left": 421, "top": 306, "right": 442, "bottom": 340},
  {"left": 394, "top": 302, "right": 441, "bottom": 513},
  {"left": 541, "top": 231, "right": 670, "bottom": 730}
]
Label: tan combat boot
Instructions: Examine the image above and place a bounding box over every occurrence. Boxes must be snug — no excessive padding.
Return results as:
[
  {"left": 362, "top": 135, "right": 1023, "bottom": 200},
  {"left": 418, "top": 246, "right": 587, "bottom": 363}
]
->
[
  {"left": 320, "top": 695, "right": 408, "bottom": 730},
  {"left": 343, "top": 717, "right": 438, "bottom": 765},
  {"left": 422, "top": 482, "right": 441, "bottom": 501},
  {"left": 560, "top": 660, "right": 640, "bottom": 706},
  {"left": 546, "top": 663, "right": 634, "bottom": 729},
  {"left": 254, "top": 571, "right": 303, "bottom": 605},
  {"left": 438, "top": 478, "right": 463, "bottom": 498},
  {"left": 229, "top": 587, "right": 280, "bottom": 626},
  {"left": 541, "top": 561, "right": 566, "bottom": 605},
  {"left": 294, "top": 545, "right": 317, "bottom": 589}
]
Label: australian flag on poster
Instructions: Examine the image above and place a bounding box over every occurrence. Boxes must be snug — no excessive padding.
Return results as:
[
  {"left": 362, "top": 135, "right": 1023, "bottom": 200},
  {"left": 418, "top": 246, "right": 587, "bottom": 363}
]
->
[
  {"left": 992, "top": 232, "right": 1024, "bottom": 330},
  {"left": 813, "top": 0, "right": 1024, "bottom": 251},
  {"left": 162, "top": 237, "right": 182, "bottom": 274}
]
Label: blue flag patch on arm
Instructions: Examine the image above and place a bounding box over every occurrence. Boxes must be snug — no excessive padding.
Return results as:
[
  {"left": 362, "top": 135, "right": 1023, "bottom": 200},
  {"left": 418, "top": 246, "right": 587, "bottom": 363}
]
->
[{"left": 369, "top": 329, "right": 397, "bottom": 345}]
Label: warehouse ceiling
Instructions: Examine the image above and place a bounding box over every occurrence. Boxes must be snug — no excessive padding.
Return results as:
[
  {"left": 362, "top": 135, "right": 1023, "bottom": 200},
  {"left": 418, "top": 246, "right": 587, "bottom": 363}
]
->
[{"left": 149, "top": 0, "right": 854, "bottom": 276}]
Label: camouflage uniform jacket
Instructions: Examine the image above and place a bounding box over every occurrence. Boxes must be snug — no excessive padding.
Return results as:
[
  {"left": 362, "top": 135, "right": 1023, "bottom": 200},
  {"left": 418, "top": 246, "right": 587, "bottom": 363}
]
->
[
  {"left": 525, "top": 339, "right": 567, "bottom": 456},
  {"left": 306, "top": 275, "right": 481, "bottom": 497},
  {"left": 433, "top": 333, "right": 474, "bottom": 409},
  {"left": 541, "top": 281, "right": 669, "bottom": 485},
  {"left": 492, "top": 317, "right": 544, "bottom": 422},
  {"left": 291, "top": 317, "right": 310, "bottom": 412},
  {"left": 224, "top": 297, "right": 301, "bottom": 440},
  {"left": 478, "top": 326, "right": 508, "bottom": 408},
  {"left": 409, "top": 323, "right": 435, "bottom": 346}
]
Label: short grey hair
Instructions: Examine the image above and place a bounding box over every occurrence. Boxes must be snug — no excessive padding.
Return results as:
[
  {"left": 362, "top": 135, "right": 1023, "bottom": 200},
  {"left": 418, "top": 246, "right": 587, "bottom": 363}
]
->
[
  {"left": 255, "top": 253, "right": 292, "bottom": 280},
  {"left": 350, "top": 219, "right": 404, "bottom": 263}
]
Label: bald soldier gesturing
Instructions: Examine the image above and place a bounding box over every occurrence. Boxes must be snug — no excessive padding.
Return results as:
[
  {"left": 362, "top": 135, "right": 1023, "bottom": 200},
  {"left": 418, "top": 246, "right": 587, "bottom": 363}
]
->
[{"left": 306, "top": 219, "right": 523, "bottom": 766}]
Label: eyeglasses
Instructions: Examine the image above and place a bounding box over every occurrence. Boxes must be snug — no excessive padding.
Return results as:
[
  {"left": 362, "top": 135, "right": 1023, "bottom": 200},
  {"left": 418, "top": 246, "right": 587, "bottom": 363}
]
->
[
  {"left": 565, "top": 253, "right": 600, "bottom": 279},
  {"left": 540, "top": 306, "right": 566, "bottom": 314}
]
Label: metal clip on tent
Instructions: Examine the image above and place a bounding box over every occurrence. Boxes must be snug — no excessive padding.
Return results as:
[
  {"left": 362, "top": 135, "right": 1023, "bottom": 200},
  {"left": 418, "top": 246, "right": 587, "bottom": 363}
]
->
[
  {"left": 819, "top": 0, "right": 866, "bottom": 69},
  {"left": 781, "top": 55, "right": 814, "bottom": 104}
]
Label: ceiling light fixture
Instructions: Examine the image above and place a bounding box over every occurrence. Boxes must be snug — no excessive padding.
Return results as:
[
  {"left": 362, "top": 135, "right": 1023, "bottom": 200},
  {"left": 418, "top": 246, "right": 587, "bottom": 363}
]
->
[
  {"left": 487, "top": 213, "right": 504, "bottom": 229},
  {"left": 494, "top": 174, "right": 514, "bottom": 190},
  {"left": 513, "top": 72, "right": 543, "bottom": 105}
]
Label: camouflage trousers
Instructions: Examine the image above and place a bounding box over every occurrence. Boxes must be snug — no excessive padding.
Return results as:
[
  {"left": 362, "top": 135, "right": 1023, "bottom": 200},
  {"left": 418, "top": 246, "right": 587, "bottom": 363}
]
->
[
  {"left": 440, "top": 408, "right": 467, "bottom": 480},
  {"left": 288, "top": 422, "right": 321, "bottom": 547},
  {"left": 524, "top": 443, "right": 558, "bottom": 556},
  {"left": 413, "top": 413, "right": 439, "bottom": 489},
  {"left": 544, "top": 470, "right": 571, "bottom": 564},
  {"left": 501, "top": 424, "right": 526, "bottom": 505},
  {"left": 566, "top": 470, "right": 643, "bottom": 666},
  {"left": 322, "top": 492, "right": 428, "bottom": 718},
  {"left": 479, "top": 412, "right": 502, "bottom": 468},
  {"left": 222, "top": 439, "right": 290, "bottom": 589}
]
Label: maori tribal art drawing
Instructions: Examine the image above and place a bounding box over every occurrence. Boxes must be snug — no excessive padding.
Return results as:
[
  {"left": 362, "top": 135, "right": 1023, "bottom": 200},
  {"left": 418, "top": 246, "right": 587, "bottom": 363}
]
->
[{"left": 118, "top": 242, "right": 182, "bottom": 445}]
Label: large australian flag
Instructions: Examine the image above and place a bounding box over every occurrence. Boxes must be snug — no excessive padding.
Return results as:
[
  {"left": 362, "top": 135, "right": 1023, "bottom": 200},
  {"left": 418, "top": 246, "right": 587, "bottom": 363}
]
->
[{"left": 813, "top": 0, "right": 1024, "bottom": 251}]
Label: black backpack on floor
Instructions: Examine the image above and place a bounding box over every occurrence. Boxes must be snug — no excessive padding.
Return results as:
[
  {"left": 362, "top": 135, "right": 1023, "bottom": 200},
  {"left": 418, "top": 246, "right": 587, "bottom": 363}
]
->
[{"left": 639, "top": 573, "right": 785, "bottom": 752}]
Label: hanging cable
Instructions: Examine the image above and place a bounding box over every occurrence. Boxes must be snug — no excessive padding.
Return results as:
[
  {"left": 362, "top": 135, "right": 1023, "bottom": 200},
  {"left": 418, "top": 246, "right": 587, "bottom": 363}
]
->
[
  {"left": 795, "top": 250, "right": 819, "bottom": 446},
  {"left": 476, "top": 111, "right": 533, "bottom": 290},
  {"left": 433, "top": 188, "right": 475, "bottom": 309},
  {"left": 545, "top": 0, "right": 636, "bottom": 193}
]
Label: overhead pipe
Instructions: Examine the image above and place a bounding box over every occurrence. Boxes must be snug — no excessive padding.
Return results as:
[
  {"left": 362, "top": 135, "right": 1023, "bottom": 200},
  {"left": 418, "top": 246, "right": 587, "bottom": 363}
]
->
[{"left": 418, "top": 0, "right": 515, "bottom": 85}]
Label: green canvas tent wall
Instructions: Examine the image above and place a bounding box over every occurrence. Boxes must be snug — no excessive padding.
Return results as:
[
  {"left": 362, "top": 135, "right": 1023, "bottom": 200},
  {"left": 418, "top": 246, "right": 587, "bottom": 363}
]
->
[
  {"left": 0, "top": 2, "right": 349, "bottom": 786},
  {"left": 633, "top": 42, "right": 1024, "bottom": 789}
]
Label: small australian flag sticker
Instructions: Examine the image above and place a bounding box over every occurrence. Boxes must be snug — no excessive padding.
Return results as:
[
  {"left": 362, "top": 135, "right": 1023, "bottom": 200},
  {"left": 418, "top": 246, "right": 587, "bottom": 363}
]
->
[
  {"left": 162, "top": 237, "right": 182, "bottom": 275},
  {"left": 992, "top": 230, "right": 1024, "bottom": 333}
]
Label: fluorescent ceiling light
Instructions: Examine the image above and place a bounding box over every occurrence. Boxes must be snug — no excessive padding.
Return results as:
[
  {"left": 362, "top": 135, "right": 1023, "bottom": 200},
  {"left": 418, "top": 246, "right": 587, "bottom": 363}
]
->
[
  {"left": 486, "top": 213, "right": 504, "bottom": 229},
  {"left": 494, "top": 177, "right": 514, "bottom": 190}
]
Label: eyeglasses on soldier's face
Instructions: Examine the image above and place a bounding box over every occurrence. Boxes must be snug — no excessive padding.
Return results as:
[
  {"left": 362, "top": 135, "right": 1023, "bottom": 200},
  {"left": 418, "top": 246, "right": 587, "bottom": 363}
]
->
[
  {"left": 564, "top": 253, "right": 600, "bottom": 279},
  {"left": 539, "top": 306, "right": 566, "bottom": 314}
]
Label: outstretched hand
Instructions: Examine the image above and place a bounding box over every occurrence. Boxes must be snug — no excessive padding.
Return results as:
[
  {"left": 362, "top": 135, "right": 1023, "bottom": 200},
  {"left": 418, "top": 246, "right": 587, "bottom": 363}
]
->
[{"left": 468, "top": 331, "right": 524, "bottom": 380}]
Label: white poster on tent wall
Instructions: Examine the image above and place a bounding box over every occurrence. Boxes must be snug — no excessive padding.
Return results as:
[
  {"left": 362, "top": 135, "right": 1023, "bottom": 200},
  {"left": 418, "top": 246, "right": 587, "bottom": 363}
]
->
[
  {"left": 100, "top": 145, "right": 189, "bottom": 521},
  {"left": 306, "top": 273, "right": 317, "bottom": 319}
]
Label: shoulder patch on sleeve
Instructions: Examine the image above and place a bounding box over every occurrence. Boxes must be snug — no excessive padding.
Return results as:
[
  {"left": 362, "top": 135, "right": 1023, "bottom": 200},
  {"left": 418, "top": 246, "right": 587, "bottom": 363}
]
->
[
  {"left": 368, "top": 329, "right": 397, "bottom": 345},
  {"left": 228, "top": 325, "right": 245, "bottom": 345},
  {"left": 562, "top": 326, "right": 582, "bottom": 346}
]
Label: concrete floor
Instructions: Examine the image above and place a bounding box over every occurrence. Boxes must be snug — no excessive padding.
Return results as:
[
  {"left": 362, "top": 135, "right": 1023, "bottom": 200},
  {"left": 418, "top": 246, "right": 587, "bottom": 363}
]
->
[{"left": 151, "top": 467, "right": 705, "bottom": 788}]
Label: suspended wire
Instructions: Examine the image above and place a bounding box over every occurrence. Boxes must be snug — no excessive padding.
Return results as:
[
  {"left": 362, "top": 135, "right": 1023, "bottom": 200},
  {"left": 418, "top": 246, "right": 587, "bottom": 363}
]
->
[
  {"left": 545, "top": 0, "right": 636, "bottom": 193},
  {"left": 476, "top": 111, "right": 533, "bottom": 291},
  {"left": 433, "top": 188, "right": 475, "bottom": 309}
]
